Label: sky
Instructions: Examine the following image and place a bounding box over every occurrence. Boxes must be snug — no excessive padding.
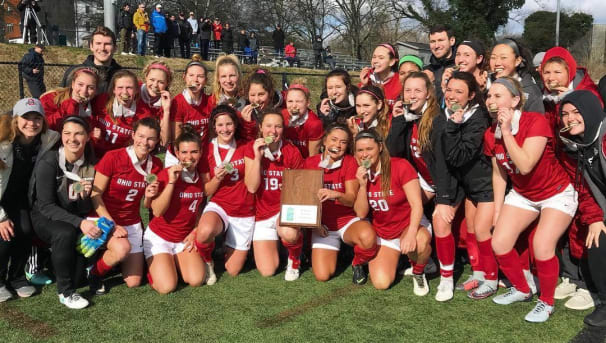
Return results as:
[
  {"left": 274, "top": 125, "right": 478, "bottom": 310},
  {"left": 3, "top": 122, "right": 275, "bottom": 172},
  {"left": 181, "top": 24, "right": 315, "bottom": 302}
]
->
[{"left": 506, "top": 0, "right": 606, "bottom": 34}]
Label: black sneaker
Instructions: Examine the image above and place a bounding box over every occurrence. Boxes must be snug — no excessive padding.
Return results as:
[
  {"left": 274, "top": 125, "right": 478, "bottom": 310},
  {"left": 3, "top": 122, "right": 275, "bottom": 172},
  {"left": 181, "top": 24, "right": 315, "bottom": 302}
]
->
[
  {"left": 584, "top": 304, "right": 606, "bottom": 327},
  {"left": 352, "top": 264, "right": 367, "bottom": 285},
  {"left": 88, "top": 274, "right": 106, "bottom": 296}
]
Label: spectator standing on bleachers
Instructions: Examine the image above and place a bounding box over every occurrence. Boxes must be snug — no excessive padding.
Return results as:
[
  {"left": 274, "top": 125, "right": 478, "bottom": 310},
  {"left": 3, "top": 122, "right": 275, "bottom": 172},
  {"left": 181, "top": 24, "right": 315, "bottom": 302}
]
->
[
  {"left": 199, "top": 18, "right": 212, "bottom": 60},
  {"left": 167, "top": 14, "right": 179, "bottom": 57},
  {"left": 151, "top": 4, "right": 168, "bottom": 57},
  {"left": 60, "top": 26, "right": 122, "bottom": 94},
  {"left": 133, "top": 3, "right": 150, "bottom": 56},
  {"left": 249, "top": 32, "right": 259, "bottom": 64},
  {"left": 285, "top": 41, "right": 298, "bottom": 67},
  {"left": 118, "top": 4, "right": 135, "bottom": 55},
  {"left": 272, "top": 25, "right": 285, "bottom": 55},
  {"left": 188, "top": 12, "right": 199, "bottom": 48},
  {"left": 178, "top": 13, "right": 193, "bottom": 59},
  {"left": 324, "top": 46, "right": 336, "bottom": 70},
  {"left": 313, "top": 37, "right": 324, "bottom": 69},
  {"left": 20, "top": 44, "right": 45, "bottom": 98},
  {"left": 222, "top": 23, "right": 234, "bottom": 54},
  {"left": 18, "top": 0, "right": 41, "bottom": 44},
  {"left": 212, "top": 18, "right": 223, "bottom": 49},
  {"left": 238, "top": 29, "right": 249, "bottom": 53}
]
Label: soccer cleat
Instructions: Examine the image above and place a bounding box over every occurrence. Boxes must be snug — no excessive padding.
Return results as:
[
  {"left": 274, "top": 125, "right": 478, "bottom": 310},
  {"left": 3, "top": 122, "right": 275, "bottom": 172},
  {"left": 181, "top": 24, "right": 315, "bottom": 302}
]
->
[
  {"left": 554, "top": 277, "right": 576, "bottom": 299},
  {"left": 493, "top": 287, "right": 532, "bottom": 305},
  {"left": 352, "top": 264, "right": 367, "bottom": 285},
  {"left": 15, "top": 285, "right": 36, "bottom": 298},
  {"left": 25, "top": 270, "right": 53, "bottom": 286},
  {"left": 0, "top": 285, "right": 13, "bottom": 302},
  {"left": 88, "top": 274, "right": 106, "bottom": 296},
  {"left": 284, "top": 258, "right": 300, "bottom": 281},
  {"left": 205, "top": 261, "right": 217, "bottom": 286},
  {"left": 564, "top": 288, "right": 596, "bottom": 310},
  {"left": 435, "top": 277, "right": 454, "bottom": 302},
  {"left": 412, "top": 274, "right": 429, "bottom": 296},
  {"left": 468, "top": 280, "right": 498, "bottom": 300},
  {"left": 59, "top": 293, "right": 89, "bottom": 309},
  {"left": 584, "top": 304, "right": 606, "bottom": 327},
  {"left": 525, "top": 300, "right": 554, "bottom": 323}
]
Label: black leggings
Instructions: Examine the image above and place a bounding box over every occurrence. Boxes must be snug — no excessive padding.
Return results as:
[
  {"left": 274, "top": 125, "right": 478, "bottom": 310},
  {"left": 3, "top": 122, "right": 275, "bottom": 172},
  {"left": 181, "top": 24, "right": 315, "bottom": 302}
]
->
[
  {"left": 588, "top": 231, "right": 606, "bottom": 302},
  {"left": 0, "top": 207, "right": 33, "bottom": 289},
  {"left": 32, "top": 216, "right": 86, "bottom": 296}
]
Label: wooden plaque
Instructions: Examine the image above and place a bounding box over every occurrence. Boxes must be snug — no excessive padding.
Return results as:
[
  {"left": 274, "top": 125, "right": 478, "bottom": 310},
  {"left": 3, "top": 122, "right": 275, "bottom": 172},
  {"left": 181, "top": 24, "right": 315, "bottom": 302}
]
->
[{"left": 279, "top": 169, "right": 324, "bottom": 228}]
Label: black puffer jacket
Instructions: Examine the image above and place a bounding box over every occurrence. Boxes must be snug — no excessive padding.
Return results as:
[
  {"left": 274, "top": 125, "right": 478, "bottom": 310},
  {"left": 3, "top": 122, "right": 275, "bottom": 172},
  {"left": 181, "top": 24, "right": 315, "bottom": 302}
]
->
[
  {"left": 424, "top": 49, "right": 456, "bottom": 103},
  {"left": 118, "top": 9, "right": 134, "bottom": 31},
  {"left": 20, "top": 47, "right": 44, "bottom": 82},
  {"left": 316, "top": 89, "right": 357, "bottom": 128},
  {"left": 520, "top": 72, "right": 545, "bottom": 114}
]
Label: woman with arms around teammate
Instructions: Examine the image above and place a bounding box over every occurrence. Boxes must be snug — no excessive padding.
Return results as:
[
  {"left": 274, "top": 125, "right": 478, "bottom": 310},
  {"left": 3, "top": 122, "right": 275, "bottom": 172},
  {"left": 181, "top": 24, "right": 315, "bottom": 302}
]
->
[
  {"left": 281, "top": 81, "right": 323, "bottom": 159},
  {"left": 30, "top": 116, "right": 104, "bottom": 309},
  {"left": 354, "top": 129, "right": 431, "bottom": 293},
  {"left": 557, "top": 90, "right": 606, "bottom": 327},
  {"left": 484, "top": 77, "right": 577, "bottom": 322},
  {"left": 195, "top": 105, "right": 255, "bottom": 285},
  {"left": 41, "top": 67, "right": 99, "bottom": 131},
  {"left": 244, "top": 110, "right": 304, "bottom": 281},
  {"left": 303, "top": 125, "right": 377, "bottom": 285},
  {"left": 144, "top": 125, "right": 206, "bottom": 294},
  {"left": 0, "top": 99, "right": 59, "bottom": 302},
  {"left": 90, "top": 118, "right": 163, "bottom": 291}
]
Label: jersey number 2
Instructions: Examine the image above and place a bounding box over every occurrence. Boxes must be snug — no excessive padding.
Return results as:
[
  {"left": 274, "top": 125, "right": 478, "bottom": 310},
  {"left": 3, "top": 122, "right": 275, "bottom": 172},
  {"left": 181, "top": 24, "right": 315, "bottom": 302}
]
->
[{"left": 125, "top": 189, "right": 138, "bottom": 202}]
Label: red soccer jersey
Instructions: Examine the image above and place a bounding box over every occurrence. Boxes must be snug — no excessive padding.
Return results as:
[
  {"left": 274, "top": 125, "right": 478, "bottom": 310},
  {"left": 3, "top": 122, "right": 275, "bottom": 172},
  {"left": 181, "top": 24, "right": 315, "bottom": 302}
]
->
[
  {"left": 94, "top": 147, "right": 163, "bottom": 226},
  {"left": 137, "top": 97, "right": 164, "bottom": 120},
  {"left": 203, "top": 139, "right": 255, "bottom": 217},
  {"left": 92, "top": 94, "right": 154, "bottom": 158},
  {"left": 244, "top": 140, "right": 303, "bottom": 220},
  {"left": 40, "top": 91, "right": 96, "bottom": 132},
  {"left": 148, "top": 168, "right": 205, "bottom": 243},
  {"left": 483, "top": 111, "right": 570, "bottom": 202},
  {"left": 303, "top": 154, "right": 357, "bottom": 230},
  {"left": 366, "top": 158, "right": 418, "bottom": 239},
  {"left": 281, "top": 108, "right": 324, "bottom": 159},
  {"left": 170, "top": 92, "right": 213, "bottom": 142},
  {"left": 410, "top": 122, "right": 434, "bottom": 187}
]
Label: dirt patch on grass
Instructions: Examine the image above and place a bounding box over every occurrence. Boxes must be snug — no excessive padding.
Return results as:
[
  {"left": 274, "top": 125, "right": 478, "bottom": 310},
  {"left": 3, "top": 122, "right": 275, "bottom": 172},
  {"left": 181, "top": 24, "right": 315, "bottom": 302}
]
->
[{"left": 0, "top": 302, "right": 58, "bottom": 339}]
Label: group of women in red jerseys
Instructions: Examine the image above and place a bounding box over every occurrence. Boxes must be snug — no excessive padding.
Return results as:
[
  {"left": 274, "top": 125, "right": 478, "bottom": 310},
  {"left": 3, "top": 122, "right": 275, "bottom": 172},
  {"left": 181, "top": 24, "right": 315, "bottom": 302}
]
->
[{"left": 1, "top": 38, "right": 605, "bottom": 327}]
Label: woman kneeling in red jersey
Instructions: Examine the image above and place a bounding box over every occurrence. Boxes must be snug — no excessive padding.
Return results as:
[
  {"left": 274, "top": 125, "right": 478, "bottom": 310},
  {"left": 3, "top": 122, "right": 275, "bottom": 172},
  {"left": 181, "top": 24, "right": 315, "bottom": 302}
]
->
[
  {"left": 354, "top": 129, "right": 432, "bottom": 293},
  {"left": 144, "top": 125, "right": 206, "bottom": 294},
  {"left": 303, "top": 125, "right": 377, "bottom": 285},
  {"left": 195, "top": 105, "right": 255, "bottom": 284},
  {"left": 485, "top": 77, "right": 578, "bottom": 322}
]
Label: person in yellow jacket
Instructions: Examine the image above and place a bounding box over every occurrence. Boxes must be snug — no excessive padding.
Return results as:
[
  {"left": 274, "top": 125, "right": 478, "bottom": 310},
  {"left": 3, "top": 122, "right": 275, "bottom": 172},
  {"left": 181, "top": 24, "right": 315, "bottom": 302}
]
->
[{"left": 133, "top": 3, "right": 150, "bottom": 56}]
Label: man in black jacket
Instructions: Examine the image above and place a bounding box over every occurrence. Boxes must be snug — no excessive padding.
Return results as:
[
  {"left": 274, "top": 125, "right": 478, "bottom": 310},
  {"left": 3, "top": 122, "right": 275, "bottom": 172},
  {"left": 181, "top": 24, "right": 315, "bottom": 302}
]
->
[
  {"left": 17, "top": 0, "right": 41, "bottom": 44},
  {"left": 118, "top": 4, "right": 134, "bottom": 55},
  {"left": 313, "top": 37, "right": 323, "bottom": 69},
  {"left": 424, "top": 25, "right": 456, "bottom": 103},
  {"left": 61, "top": 26, "right": 122, "bottom": 93},
  {"left": 167, "top": 14, "right": 179, "bottom": 57},
  {"left": 177, "top": 13, "right": 193, "bottom": 59},
  {"left": 272, "top": 25, "right": 285, "bottom": 55},
  {"left": 237, "top": 29, "right": 249, "bottom": 53},
  {"left": 222, "top": 23, "right": 233, "bottom": 54},
  {"left": 199, "top": 18, "right": 212, "bottom": 60},
  {"left": 20, "top": 44, "right": 45, "bottom": 98}
]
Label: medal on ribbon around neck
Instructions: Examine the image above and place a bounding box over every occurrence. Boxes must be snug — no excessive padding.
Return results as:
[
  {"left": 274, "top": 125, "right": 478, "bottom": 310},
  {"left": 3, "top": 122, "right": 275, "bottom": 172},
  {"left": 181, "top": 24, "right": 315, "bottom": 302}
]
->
[{"left": 145, "top": 173, "right": 158, "bottom": 183}]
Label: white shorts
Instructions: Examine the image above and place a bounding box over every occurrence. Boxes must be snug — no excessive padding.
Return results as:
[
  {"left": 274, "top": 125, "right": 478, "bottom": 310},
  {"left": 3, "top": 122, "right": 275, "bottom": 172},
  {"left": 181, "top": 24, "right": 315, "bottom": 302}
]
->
[
  {"left": 143, "top": 227, "right": 186, "bottom": 259},
  {"left": 376, "top": 215, "right": 433, "bottom": 252},
  {"left": 311, "top": 217, "right": 360, "bottom": 251},
  {"left": 125, "top": 222, "right": 144, "bottom": 254},
  {"left": 164, "top": 149, "right": 179, "bottom": 168},
  {"left": 252, "top": 213, "right": 280, "bottom": 241},
  {"left": 203, "top": 201, "right": 255, "bottom": 250},
  {"left": 418, "top": 173, "right": 435, "bottom": 193},
  {"left": 504, "top": 184, "right": 578, "bottom": 218}
]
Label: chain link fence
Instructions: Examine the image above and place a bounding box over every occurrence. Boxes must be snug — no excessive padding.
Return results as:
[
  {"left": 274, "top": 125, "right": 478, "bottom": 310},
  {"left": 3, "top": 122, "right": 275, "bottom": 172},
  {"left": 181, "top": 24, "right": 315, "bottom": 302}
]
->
[{"left": 1, "top": 61, "right": 350, "bottom": 111}]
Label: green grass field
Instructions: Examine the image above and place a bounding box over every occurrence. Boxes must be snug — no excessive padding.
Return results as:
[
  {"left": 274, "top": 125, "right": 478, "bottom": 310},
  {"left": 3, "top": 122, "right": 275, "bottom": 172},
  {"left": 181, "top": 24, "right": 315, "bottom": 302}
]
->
[{"left": 0, "top": 259, "right": 597, "bottom": 343}]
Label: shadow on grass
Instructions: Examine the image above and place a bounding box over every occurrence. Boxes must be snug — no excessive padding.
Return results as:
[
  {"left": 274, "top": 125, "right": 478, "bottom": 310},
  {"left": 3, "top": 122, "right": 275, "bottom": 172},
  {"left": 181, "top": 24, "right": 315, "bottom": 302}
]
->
[{"left": 569, "top": 325, "right": 606, "bottom": 343}]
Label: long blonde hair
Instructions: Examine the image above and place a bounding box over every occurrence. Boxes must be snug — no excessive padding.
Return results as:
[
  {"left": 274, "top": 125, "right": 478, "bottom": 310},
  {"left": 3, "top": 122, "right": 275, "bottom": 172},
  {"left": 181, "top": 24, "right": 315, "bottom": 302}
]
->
[
  {"left": 213, "top": 55, "right": 242, "bottom": 100},
  {"left": 403, "top": 72, "right": 439, "bottom": 151},
  {"left": 142, "top": 60, "right": 173, "bottom": 88}
]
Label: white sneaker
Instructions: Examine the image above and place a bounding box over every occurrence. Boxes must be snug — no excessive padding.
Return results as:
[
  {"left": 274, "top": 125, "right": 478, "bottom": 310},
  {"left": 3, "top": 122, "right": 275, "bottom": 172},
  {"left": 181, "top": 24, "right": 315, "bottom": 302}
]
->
[
  {"left": 284, "top": 258, "right": 300, "bottom": 281},
  {"left": 435, "top": 277, "right": 454, "bottom": 302},
  {"left": 525, "top": 300, "right": 554, "bottom": 323},
  {"left": 401, "top": 266, "right": 413, "bottom": 276},
  {"left": 554, "top": 277, "right": 577, "bottom": 299},
  {"left": 204, "top": 261, "right": 217, "bottom": 286},
  {"left": 565, "top": 288, "right": 596, "bottom": 310},
  {"left": 59, "top": 293, "right": 89, "bottom": 309},
  {"left": 412, "top": 274, "right": 429, "bottom": 296},
  {"left": 493, "top": 287, "right": 532, "bottom": 305},
  {"left": 0, "top": 285, "right": 13, "bottom": 302},
  {"left": 15, "top": 285, "right": 36, "bottom": 298},
  {"left": 120, "top": 52, "right": 128, "bottom": 55},
  {"left": 524, "top": 269, "right": 538, "bottom": 295}
]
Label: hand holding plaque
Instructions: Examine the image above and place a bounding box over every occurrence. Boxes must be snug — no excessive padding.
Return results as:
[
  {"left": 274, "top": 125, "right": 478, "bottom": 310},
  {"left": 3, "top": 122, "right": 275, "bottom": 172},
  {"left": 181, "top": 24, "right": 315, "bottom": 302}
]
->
[{"left": 279, "top": 169, "right": 324, "bottom": 228}]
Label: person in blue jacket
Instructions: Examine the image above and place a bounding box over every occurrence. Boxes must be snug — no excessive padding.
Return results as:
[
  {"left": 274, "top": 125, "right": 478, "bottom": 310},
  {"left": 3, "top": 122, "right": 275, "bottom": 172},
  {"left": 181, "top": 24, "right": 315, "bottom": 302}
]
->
[{"left": 151, "top": 4, "right": 169, "bottom": 57}]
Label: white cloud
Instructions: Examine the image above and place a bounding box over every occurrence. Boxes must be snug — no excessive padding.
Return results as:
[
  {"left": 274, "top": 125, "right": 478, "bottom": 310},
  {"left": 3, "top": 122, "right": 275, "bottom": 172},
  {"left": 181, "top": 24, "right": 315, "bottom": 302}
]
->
[{"left": 506, "top": 0, "right": 605, "bottom": 34}]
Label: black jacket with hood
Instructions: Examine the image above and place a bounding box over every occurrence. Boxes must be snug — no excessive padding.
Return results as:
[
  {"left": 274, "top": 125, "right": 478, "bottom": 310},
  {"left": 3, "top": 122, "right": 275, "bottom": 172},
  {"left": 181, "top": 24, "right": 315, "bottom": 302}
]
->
[{"left": 560, "top": 90, "right": 606, "bottom": 222}]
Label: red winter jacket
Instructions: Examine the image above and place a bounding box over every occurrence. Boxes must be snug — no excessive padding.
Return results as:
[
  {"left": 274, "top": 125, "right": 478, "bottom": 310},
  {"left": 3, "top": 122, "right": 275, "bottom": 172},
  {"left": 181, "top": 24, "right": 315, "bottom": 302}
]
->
[
  {"left": 212, "top": 23, "right": 222, "bottom": 41},
  {"left": 285, "top": 44, "right": 296, "bottom": 58}
]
